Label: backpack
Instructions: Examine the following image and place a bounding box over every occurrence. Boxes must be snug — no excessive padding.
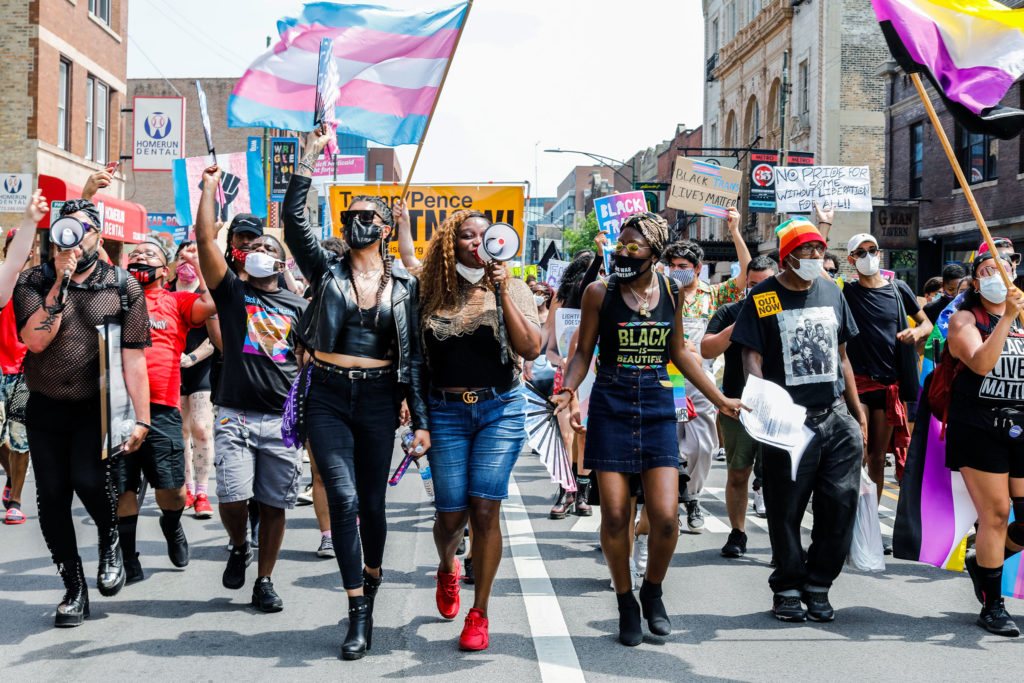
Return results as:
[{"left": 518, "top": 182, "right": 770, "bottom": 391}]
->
[{"left": 927, "top": 306, "right": 989, "bottom": 440}]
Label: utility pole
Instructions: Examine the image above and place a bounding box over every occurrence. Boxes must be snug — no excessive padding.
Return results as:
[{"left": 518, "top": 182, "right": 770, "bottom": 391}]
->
[{"left": 777, "top": 49, "right": 790, "bottom": 227}]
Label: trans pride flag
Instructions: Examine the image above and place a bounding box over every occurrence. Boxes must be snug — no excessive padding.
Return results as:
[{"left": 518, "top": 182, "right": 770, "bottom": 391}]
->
[
  {"left": 872, "top": 0, "right": 1024, "bottom": 139},
  {"left": 228, "top": 2, "right": 470, "bottom": 146}
]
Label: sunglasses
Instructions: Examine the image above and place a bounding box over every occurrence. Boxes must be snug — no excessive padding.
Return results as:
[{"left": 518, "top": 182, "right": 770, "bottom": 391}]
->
[
  {"left": 977, "top": 263, "right": 1015, "bottom": 279},
  {"left": 851, "top": 247, "right": 879, "bottom": 259},
  {"left": 826, "top": 269, "right": 839, "bottom": 277},
  {"left": 339, "top": 210, "right": 382, "bottom": 224},
  {"left": 614, "top": 241, "right": 651, "bottom": 255}
]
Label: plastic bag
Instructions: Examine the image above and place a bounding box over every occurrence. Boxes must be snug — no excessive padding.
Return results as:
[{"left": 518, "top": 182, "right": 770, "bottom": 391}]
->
[{"left": 846, "top": 467, "right": 886, "bottom": 572}]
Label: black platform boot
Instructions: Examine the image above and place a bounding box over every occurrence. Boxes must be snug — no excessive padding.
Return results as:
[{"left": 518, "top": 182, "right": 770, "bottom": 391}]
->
[
  {"left": 55, "top": 557, "right": 90, "bottom": 627},
  {"left": 97, "top": 527, "right": 126, "bottom": 597},
  {"left": 363, "top": 568, "right": 383, "bottom": 612},
  {"left": 638, "top": 579, "right": 672, "bottom": 636},
  {"left": 574, "top": 477, "right": 593, "bottom": 516},
  {"left": 341, "top": 595, "right": 373, "bottom": 660}
]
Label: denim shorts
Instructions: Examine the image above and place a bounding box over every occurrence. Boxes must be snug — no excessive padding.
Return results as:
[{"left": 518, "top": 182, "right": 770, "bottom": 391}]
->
[
  {"left": 427, "top": 386, "right": 526, "bottom": 512},
  {"left": 584, "top": 366, "right": 678, "bottom": 473}
]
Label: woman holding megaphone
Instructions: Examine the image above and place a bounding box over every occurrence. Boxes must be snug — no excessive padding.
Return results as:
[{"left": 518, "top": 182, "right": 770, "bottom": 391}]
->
[
  {"left": 282, "top": 125, "right": 430, "bottom": 660},
  {"left": 417, "top": 210, "right": 542, "bottom": 651}
]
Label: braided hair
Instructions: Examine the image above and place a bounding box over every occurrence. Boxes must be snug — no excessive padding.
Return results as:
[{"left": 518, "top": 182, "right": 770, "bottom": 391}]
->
[
  {"left": 346, "top": 194, "right": 394, "bottom": 328},
  {"left": 419, "top": 209, "right": 489, "bottom": 319}
]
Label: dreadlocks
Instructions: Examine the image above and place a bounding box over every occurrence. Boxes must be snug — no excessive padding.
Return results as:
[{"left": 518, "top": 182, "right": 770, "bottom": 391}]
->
[{"left": 419, "top": 209, "right": 489, "bottom": 320}]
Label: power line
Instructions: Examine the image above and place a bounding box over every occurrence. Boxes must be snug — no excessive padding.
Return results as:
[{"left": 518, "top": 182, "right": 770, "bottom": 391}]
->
[
  {"left": 149, "top": 0, "right": 257, "bottom": 68},
  {"left": 141, "top": 1, "right": 252, "bottom": 72},
  {"left": 127, "top": 34, "right": 184, "bottom": 97}
]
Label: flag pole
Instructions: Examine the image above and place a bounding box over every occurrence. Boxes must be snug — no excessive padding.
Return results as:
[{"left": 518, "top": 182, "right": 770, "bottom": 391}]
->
[
  {"left": 910, "top": 72, "right": 1024, "bottom": 324},
  {"left": 399, "top": 0, "right": 473, "bottom": 198}
]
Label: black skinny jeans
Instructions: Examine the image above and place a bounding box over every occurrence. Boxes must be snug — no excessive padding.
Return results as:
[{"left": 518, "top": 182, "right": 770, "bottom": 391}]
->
[
  {"left": 25, "top": 392, "right": 118, "bottom": 566},
  {"left": 762, "top": 402, "right": 863, "bottom": 594},
  {"left": 305, "top": 366, "right": 399, "bottom": 590}
]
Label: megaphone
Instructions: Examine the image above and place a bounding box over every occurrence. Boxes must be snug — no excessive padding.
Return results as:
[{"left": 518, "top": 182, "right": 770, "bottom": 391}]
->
[
  {"left": 476, "top": 222, "right": 520, "bottom": 263},
  {"left": 49, "top": 216, "right": 89, "bottom": 250}
]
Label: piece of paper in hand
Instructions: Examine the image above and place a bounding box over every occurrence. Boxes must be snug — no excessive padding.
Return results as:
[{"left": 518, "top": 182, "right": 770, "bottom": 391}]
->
[{"left": 739, "top": 375, "right": 815, "bottom": 481}]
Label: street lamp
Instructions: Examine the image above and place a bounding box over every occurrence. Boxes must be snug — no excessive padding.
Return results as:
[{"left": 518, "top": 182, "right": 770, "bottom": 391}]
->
[{"left": 544, "top": 148, "right": 637, "bottom": 188}]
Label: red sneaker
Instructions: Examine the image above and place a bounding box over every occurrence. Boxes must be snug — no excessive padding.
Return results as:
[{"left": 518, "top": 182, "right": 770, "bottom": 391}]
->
[
  {"left": 436, "top": 557, "right": 460, "bottom": 619},
  {"left": 185, "top": 491, "right": 196, "bottom": 509},
  {"left": 193, "top": 493, "right": 213, "bottom": 519},
  {"left": 459, "top": 608, "right": 489, "bottom": 650}
]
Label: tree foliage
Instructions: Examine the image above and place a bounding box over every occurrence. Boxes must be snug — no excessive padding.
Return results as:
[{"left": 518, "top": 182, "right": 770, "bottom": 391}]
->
[{"left": 562, "top": 210, "right": 600, "bottom": 258}]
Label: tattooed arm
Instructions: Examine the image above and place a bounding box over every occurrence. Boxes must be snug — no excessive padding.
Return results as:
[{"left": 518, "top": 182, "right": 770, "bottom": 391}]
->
[{"left": 20, "top": 247, "right": 79, "bottom": 353}]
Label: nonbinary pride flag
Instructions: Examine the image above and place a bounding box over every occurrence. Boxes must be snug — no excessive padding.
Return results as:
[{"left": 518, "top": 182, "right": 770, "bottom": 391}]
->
[
  {"left": 228, "top": 2, "right": 470, "bottom": 146},
  {"left": 872, "top": 0, "right": 1024, "bottom": 139}
]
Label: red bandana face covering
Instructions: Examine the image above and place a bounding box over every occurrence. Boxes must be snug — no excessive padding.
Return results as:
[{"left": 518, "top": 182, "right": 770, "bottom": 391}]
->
[{"left": 231, "top": 247, "right": 249, "bottom": 266}]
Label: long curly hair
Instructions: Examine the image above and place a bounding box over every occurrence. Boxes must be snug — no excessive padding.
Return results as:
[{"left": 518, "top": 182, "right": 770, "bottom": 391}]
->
[{"left": 419, "top": 209, "right": 495, "bottom": 319}]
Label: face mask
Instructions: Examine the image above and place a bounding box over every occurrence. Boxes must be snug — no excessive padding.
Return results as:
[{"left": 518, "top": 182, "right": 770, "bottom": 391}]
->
[
  {"left": 127, "top": 262, "right": 162, "bottom": 285},
  {"left": 74, "top": 242, "right": 100, "bottom": 273},
  {"left": 534, "top": 294, "right": 546, "bottom": 306},
  {"left": 244, "top": 251, "right": 281, "bottom": 279},
  {"left": 231, "top": 247, "right": 249, "bottom": 266},
  {"left": 855, "top": 253, "right": 880, "bottom": 277},
  {"left": 344, "top": 218, "right": 383, "bottom": 251},
  {"left": 789, "top": 257, "right": 824, "bottom": 282},
  {"left": 612, "top": 254, "right": 649, "bottom": 283},
  {"left": 456, "top": 262, "right": 485, "bottom": 284},
  {"left": 176, "top": 263, "right": 198, "bottom": 283},
  {"left": 979, "top": 274, "right": 1008, "bottom": 304},
  {"left": 668, "top": 267, "right": 696, "bottom": 287}
]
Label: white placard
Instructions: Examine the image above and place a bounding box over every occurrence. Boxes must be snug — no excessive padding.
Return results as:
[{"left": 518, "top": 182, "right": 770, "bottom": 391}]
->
[
  {"left": 133, "top": 97, "right": 186, "bottom": 171},
  {"left": 554, "top": 307, "right": 581, "bottom": 359},
  {"left": 545, "top": 259, "right": 569, "bottom": 288},
  {"left": 0, "top": 174, "right": 32, "bottom": 212},
  {"left": 774, "top": 165, "right": 872, "bottom": 213}
]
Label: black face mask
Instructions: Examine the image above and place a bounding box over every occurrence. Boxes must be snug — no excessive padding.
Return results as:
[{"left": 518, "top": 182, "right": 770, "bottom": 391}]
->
[
  {"left": 344, "top": 218, "right": 383, "bottom": 251},
  {"left": 75, "top": 243, "right": 101, "bottom": 273},
  {"left": 612, "top": 254, "right": 650, "bottom": 283},
  {"left": 127, "top": 262, "right": 162, "bottom": 285}
]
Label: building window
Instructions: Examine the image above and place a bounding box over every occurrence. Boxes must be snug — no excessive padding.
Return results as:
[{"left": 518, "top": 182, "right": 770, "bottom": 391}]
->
[
  {"left": 727, "top": 2, "right": 737, "bottom": 38},
  {"left": 711, "top": 18, "right": 719, "bottom": 52},
  {"left": 749, "top": 0, "right": 760, "bottom": 23},
  {"left": 955, "top": 124, "right": 997, "bottom": 184},
  {"left": 375, "top": 164, "right": 384, "bottom": 181},
  {"left": 799, "top": 61, "right": 809, "bottom": 115},
  {"left": 58, "top": 59, "right": 70, "bottom": 150},
  {"left": 84, "top": 77, "right": 109, "bottom": 163},
  {"left": 909, "top": 122, "right": 923, "bottom": 198},
  {"left": 710, "top": 123, "right": 718, "bottom": 148},
  {"left": 89, "top": 0, "right": 111, "bottom": 26}
]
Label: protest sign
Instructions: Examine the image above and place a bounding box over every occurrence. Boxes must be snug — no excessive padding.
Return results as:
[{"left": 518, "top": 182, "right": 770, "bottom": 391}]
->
[
  {"left": 749, "top": 151, "right": 815, "bottom": 213},
  {"left": 0, "top": 174, "right": 32, "bottom": 213},
  {"left": 774, "top": 165, "right": 872, "bottom": 213},
  {"left": 270, "top": 138, "right": 298, "bottom": 201},
  {"left": 667, "top": 157, "right": 742, "bottom": 218},
  {"left": 172, "top": 151, "right": 267, "bottom": 226},
  {"left": 132, "top": 97, "right": 185, "bottom": 172},
  {"left": 555, "top": 307, "right": 581, "bottom": 358},
  {"left": 328, "top": 184, "right": 524, "bottom": 259},
  {"left": 593, "top": 191, "right": 649, "bottom": 238},
  {"left": 545, "top": 259, "right": 569, "bottom": 288},
  {"left": 148, "top": 213, "right": 190, "bottom": 246}
]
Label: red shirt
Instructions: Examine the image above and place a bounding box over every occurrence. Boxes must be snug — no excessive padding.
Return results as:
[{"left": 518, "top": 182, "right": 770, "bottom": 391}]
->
[
  {"left": 0, "top": 302, "right": 27, "bottom": 374},
  {"left": 144, "top": 288, "right": 201, "bottom": 407}
]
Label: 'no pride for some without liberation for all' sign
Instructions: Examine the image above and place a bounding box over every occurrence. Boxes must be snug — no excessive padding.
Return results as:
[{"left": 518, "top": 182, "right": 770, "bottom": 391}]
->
[{"left": 774, "top": 165, "right": 872, "bottom": 213}]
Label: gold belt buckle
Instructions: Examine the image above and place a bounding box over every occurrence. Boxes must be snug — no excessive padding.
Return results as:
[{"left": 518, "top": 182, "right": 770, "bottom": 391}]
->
[{"left": 462, "top": 391, "right": 479, "bottom": 404}]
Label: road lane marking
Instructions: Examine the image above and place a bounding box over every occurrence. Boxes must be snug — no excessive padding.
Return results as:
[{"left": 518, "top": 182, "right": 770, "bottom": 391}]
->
[{"left": 504, "top": 475, "right": 585, "bottom": 683}]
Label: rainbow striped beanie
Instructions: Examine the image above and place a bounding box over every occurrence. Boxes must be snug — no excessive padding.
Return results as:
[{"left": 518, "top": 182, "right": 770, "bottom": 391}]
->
[{"left": 776, "top": 218, "right": 824, "bottom": 262}]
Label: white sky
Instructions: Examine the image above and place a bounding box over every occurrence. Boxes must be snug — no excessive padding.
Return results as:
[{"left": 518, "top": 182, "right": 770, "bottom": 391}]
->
[{"left": 127, "top": 0, "right": 706, "bottom": 199}]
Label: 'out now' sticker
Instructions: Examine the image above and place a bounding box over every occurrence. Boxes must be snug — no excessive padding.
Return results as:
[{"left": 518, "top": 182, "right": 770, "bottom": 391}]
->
[{"left": 753, "top": 291, "right": 783, "bottom": 318}]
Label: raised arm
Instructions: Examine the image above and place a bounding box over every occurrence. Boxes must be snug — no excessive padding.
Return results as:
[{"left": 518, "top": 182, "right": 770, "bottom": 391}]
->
[
  {"left": 284, "top": 127, "right": 334, "bottom": 283},
  {"left": 195, "top": 165, "right": 228, "bottom": 291},
  {"left": 394, "top": 199, "right": 421, "bottom": 271},
  {"left": 727, "top": 208, "right": 750, "bottom": 292},
  {"left": 0, "top": 190, "right": 46, "bottom": 308},
  {"left": 813, "top": 201, "right": 834, "bottom": 243}
]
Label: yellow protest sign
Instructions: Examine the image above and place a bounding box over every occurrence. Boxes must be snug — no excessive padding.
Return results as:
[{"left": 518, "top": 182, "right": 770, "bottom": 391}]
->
[{"left": 328, "top": 185, "right": 525, "bottom": 259}]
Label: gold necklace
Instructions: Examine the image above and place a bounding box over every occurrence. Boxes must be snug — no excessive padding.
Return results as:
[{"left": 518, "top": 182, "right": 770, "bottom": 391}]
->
[
  {"left": 628, "top": 275, "right": 656, "bottom": 318},
  {"left": 353, "top": 266, "right": 383, "bottom": 281}
]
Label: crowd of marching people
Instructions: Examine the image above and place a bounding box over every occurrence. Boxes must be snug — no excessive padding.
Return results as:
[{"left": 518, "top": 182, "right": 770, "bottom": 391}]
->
[{"left": 3, "top": 125, "right": 1024, "bottom": 658}]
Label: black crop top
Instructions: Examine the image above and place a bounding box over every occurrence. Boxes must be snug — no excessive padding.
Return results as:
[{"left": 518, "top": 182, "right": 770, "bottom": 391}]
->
[
  {"left": 332, "top": 299, "right": 395, "bottom": 360},
  {"left": 425, "top": 326, "right": 514, "bottom": 389}
]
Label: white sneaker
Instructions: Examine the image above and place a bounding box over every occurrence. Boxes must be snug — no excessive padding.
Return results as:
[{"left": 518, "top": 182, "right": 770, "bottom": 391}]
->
[
  {"left": 631, "top": 557, "right": 643, "bottom": 590},
  {"left": 753, "top": 489, "right": 766, "bottom": 518},
  {"left": 714, "top": 447, "right": 726, "bottom": 462},
  {"left": 633, "top": 533, "right": 649, "bottom": 574},
  {"left": 297, "top": 484, "right": 314, "bottom": 505}
]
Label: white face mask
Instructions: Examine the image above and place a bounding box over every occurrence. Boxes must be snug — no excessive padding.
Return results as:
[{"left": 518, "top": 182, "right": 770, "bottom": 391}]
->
[
  {"left": 456, "top": 262, "right": 485, "bottom": 284},
  {"left": 534, "top": 294, "right": 546, "bottom": 306},
  {"left": 979, "top": 274, "right": 1008, "bottom": 304},
  {"left": 855, "top": 253, "right": 880, "bottom": 276},
  {"left": 244, "top": 251, "right": 281, "bottom": 279},
  {"left": 789, "top": 257, "right": 824, "bottom": 282}
]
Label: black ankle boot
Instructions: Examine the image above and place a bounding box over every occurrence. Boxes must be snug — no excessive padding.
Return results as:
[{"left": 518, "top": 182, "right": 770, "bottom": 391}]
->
[
  {"left": 55, "top": 557, "right": 89, "bottom": 627},
  {"left": 363, "top": 568, "right": 383, "bottom": 611},
  {"left": 159, "top": 512, "right": 190, "bottom": 568},
  {"left": 638, "top": 579, "right": 671, "bottom": 636},
  {"left": 341, "top": 595, "right": 372, "bottom": 660},
  {"left": 97, "top": 527, "right": 126, "bottom": 597},
  {"left": 616, "top": 590, "right": 642, "bottom": 646}
]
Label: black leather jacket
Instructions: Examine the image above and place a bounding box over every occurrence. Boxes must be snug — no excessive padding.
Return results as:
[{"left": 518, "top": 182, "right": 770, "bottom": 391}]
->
[{"left": 282, "top": 175, "right": 429, "bottom": 431}]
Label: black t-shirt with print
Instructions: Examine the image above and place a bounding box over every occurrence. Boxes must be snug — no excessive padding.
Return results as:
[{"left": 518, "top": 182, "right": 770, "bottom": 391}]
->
[
  {"left": 707, "top": 300, "right": 744, "bottom": 399},
  {"left": 211, "top": 269, "right": 308, "bottom": 413},
  {"left": 731, "top": 276, "right": 858, "bottom": 409},
  {"left": 842, "top": 278, "right": 920, "bottom": 383}
]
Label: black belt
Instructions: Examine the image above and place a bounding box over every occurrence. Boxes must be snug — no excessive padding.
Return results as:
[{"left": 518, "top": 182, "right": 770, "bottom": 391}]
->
[
  {"left": 805, "top": 399, "right": 844, "bottom": 419},
  {"left": 430, "top": 383, "right": 517, "bottom": 405},
  {"left": 312, "top": 358, "right": 393, "bottom": 380}
]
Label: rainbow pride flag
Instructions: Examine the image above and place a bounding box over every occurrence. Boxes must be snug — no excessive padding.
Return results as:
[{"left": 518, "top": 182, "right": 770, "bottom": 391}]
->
[
  {"left": 667, "top": 362, "right": 688, "bottom": 419},
  {"left": 228, "top": 2, "right": 470, "bottom": 146}
]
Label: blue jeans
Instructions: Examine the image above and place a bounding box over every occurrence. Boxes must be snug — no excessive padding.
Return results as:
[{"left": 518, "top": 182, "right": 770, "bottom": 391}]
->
[{"left": 427, "top": 387, "right": 526, "bottom": 512}]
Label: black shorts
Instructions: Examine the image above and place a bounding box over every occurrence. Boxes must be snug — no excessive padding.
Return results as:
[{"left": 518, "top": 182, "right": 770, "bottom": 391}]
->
[
  {"left": 114, "top": 404, "right": 186, "bottom": 493},
  {"left": 859, "top": 389, "right": 888, "bottom": 412},
  {"left": 945, "top": 418, "right": 1024, "bottom": 478},
  {"left": 180, "top": 360, "right": 212, "bottom": 396}
]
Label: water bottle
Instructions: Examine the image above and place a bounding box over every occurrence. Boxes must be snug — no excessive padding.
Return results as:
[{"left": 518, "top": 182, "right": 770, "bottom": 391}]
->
[{"left": 417, "top": 461, "right": 435, "bottom": 502}]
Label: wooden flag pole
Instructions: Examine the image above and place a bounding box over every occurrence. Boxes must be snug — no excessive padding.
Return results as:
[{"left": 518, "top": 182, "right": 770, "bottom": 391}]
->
[
  {"left": 910, "top": 72, "right": 1024, "bottom": 325},
  {"left": 399, "top": 0, "right": 473, "bottom": 198}
]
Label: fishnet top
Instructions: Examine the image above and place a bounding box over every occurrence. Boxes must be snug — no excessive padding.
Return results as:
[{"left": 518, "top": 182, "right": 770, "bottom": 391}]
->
[{"left": 13, "top": 261, "right": 151, "bottom": 401}]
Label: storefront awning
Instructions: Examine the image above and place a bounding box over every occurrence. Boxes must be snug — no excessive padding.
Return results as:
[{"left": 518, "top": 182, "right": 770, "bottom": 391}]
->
[{"left": 36, "top": 175, "right": 148, "bottom": 243}]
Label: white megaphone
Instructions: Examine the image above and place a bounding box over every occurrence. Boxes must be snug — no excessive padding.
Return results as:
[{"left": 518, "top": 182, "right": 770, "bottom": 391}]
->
[
  {"left": 49, "top": 216, "right": 89, "bottom": 250},
  {"left": 476, "top": 222, "right": 520, "bottom": 263}
]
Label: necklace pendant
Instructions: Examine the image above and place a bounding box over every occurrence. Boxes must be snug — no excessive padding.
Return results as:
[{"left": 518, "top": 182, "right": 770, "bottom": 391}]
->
[{"left": 639, "top": 304, "right": 650, "bottom": 318}]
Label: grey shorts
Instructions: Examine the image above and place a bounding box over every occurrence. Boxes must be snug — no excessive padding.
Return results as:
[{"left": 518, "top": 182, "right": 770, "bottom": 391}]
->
[{"left": 214, "top": 407, "right": 303, "bottom": 509}]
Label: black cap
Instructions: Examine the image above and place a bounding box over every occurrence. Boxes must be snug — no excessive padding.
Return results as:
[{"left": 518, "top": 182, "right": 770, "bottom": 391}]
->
[{"left": 229, "top": 213, "right": 263, "bottom": 236}]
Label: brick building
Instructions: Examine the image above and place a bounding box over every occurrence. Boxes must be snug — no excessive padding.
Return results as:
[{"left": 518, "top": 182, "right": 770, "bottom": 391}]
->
[
  {"left": 1, "top": 0, "right": 129, "bottom": 231},
  {"left": 703, "top": 0, "right": 889, "bottom": 256},
  {"left": 543, "top": 165, "right": 629, "bottom": 230}
]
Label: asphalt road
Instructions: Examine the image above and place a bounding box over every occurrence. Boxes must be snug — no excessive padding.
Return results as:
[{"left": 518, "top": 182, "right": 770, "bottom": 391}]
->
[{"left": 1, "top": 448, "right": 1020, "bottom": 681}]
